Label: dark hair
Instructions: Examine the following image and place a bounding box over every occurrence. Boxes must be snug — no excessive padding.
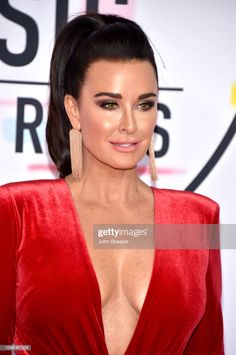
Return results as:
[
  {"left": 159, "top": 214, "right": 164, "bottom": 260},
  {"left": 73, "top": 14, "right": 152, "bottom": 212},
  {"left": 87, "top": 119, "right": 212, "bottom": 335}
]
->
[{"left": 46, "top": 12, "right": 158, "bottom": 178}]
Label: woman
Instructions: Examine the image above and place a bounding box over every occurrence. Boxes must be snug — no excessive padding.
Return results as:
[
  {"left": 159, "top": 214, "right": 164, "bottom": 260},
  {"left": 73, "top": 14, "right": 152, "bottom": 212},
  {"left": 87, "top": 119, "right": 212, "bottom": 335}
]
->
[{"left": 0, "top": 13, "right": 224, "bottom": 355}]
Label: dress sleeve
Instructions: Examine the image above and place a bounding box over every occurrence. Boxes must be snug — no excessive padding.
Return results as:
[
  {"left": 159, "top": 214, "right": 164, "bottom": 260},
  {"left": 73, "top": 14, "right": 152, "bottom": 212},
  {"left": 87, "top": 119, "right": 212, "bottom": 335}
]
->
[
  {"left": 0, "top": 186, "right": 18, "bottom": 345},
  {"left": 184, "top": 203, "right": 224, "bottom": 354}
]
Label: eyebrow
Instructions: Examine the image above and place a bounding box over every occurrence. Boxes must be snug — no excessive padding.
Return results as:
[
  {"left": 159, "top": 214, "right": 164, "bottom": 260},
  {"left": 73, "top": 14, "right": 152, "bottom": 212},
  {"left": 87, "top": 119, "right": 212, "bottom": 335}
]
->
[{"left": 93, "top": 92, "right": 157, "bottom": 100}]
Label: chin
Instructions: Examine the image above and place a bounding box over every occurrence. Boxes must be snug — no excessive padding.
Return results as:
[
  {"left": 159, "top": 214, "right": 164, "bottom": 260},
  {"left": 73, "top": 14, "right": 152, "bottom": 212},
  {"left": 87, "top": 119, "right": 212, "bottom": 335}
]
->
[{"left": 105, "top": 161, "right": 139, "bottom": 171}]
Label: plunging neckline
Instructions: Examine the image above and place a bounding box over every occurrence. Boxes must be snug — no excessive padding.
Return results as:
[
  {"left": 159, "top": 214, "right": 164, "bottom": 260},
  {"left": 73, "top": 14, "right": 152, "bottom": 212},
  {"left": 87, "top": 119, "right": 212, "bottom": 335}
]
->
[{"left": 62, "top": 178, "right": 157, "bottom": 354}]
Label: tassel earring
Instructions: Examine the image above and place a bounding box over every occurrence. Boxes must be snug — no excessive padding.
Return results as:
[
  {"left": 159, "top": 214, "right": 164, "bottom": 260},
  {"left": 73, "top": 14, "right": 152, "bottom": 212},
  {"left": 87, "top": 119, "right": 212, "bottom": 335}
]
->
[
  {"left": 149, "top": 134, "right": 158, "bottom": 182},
  {"left": 69, "top": 126, "right": 82, "bottom": 181}
]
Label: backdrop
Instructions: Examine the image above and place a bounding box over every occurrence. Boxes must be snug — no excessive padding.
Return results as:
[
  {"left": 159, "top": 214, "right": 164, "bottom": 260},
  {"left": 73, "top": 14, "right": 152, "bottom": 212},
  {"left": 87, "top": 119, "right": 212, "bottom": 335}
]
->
[{"left": 0, "top": 0, "right": 235, "bottom": 353}]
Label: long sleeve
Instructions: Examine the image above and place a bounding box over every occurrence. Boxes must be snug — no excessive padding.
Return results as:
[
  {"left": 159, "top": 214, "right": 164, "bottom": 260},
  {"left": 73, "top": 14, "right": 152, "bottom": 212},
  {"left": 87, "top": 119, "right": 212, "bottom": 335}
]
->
[
  {"left": 184, "top": 203, "right": 224, "bottom": 354},
  {"left": 0, "top": 186, "right": 18, "bottom": 346}
]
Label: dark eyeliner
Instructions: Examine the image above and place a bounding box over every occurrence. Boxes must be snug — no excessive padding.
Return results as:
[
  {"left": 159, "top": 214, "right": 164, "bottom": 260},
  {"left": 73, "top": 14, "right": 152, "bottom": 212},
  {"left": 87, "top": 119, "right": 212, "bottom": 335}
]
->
[
  {"left": 139, "top": 100, "right": 155, "bottom": 110},
  {"left": 96, "top": 100, "right": 117, "bottom": 109}
]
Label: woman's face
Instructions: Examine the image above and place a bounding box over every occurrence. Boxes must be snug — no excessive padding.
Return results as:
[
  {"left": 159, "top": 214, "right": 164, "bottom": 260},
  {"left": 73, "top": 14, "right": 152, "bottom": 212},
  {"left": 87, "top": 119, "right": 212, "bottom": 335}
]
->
[{"left": 65, "top": 59, "right": 158, "bottom": 171}]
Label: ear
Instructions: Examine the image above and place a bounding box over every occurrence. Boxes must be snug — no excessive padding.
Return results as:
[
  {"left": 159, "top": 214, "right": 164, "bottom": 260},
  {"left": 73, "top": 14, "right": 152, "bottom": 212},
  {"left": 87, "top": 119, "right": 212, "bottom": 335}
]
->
[{"left": 64, "top": 94, "right": 81, "bottom": 130}]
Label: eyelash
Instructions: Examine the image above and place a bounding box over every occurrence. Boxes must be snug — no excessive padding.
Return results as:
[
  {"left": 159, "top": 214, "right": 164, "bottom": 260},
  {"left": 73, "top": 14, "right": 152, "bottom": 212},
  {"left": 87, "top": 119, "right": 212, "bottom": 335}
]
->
[{"left": 97, "top": 100, "right": 155, "bottom": 111}]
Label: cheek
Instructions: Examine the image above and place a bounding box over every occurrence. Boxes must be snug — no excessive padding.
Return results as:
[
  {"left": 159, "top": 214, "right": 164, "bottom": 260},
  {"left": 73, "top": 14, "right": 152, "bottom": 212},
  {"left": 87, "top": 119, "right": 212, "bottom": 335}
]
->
[
  {"left": 79, "top": 109, "right": 116, "bottom": 140},
  {"left": 138, "top": 112, "right": 157, "bottom": 133}
]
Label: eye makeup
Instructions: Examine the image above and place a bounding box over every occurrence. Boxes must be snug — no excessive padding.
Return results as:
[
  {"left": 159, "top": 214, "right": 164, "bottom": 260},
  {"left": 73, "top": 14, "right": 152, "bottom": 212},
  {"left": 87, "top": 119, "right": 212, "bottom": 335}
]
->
[{"left": 95, "top": 99, "right": 156, "bottom": 111}]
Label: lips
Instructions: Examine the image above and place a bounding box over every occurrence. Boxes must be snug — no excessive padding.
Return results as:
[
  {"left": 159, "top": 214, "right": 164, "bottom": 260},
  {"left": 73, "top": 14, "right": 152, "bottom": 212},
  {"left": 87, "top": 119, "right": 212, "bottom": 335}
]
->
[
  {"left": 112, "top": 142, "right": 137, "bottom": 147},
  {"left": 109, "top": 141, "right": 140, "bottom": 152}
]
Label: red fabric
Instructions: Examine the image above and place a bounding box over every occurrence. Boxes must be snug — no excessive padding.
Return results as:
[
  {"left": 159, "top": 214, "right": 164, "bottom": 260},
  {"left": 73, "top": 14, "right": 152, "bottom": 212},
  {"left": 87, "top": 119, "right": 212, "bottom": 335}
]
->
[{"left": 0, "top": 179, "right": 224, "bottom": 354}]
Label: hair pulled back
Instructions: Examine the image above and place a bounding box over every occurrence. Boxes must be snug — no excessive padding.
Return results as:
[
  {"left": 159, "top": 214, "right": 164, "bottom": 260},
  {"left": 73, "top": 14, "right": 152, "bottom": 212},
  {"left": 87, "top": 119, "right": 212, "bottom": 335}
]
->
[{"left": 46, "top": 12, "right": 158, "bottom": 177}]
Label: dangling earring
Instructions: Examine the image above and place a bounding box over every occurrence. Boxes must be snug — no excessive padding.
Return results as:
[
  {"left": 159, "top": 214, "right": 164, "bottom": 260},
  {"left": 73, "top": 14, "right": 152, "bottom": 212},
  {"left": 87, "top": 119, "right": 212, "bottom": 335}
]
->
[
  {"left": 149, "top": 134, "right": 158, "bottom": 182},
  {"left": 69, "top": 125, "right": 82, "bottom": 181}
]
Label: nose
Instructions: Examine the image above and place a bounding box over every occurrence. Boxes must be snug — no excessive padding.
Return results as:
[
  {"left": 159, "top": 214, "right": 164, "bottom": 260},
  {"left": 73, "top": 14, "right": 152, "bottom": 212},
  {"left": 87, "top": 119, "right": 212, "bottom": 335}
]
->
[{"left": 118, "top": 107, "right": 137, "bottom": 134}]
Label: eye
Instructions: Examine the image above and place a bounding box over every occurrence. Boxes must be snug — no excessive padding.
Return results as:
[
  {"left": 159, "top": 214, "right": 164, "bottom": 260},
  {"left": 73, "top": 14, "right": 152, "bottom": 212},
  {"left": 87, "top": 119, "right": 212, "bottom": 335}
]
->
[
  {"left": 98, "top": 101, "right": 118, "bottom": 110},
  {"left": 138, "top": 101, "right": 155, "bottom": 111}
]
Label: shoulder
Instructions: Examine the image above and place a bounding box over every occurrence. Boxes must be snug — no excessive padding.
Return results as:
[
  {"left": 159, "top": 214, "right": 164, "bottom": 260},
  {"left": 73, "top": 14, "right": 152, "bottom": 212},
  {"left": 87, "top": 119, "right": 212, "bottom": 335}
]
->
[
  {"left": 0, "top": 178, "right": 64, "bottom": 206},
  {"left": 152, "top": 186, "right": 219, "bottom": 208},
  {"left": 1, "top": 178, "right": 63, "bottom": 193},
  {"left": 152, "top": 187, "right": 219, "bottom": 223},
  {"left": 0, "top": 179, "right": 68, "bottom": 242}
]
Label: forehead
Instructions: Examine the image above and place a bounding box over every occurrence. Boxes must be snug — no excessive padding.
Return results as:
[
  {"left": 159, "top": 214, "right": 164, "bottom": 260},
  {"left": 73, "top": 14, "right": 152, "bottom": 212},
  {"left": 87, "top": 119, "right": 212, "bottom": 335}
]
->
[{"left": 82, "top": 59, "right": 158, "bottom": 93}]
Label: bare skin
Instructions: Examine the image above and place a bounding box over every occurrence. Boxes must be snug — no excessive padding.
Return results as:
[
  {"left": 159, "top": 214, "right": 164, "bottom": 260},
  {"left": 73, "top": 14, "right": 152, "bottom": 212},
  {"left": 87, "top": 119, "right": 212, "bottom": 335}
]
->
[
  {"left": 65, "top": 174, "right": 155, "bottom": 354},
  {"left": 64, "top": 59, "right": 158, "bottom": 354}
]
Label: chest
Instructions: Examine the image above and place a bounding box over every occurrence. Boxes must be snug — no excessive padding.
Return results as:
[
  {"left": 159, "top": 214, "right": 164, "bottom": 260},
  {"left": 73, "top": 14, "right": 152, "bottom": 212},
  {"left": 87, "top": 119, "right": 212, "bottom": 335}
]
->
[
  {"left": 76, "top": 204, "right": 155, "bottom": 311},
  {"left": 76, "top": 205, "right": 155, "bottom": 354}
]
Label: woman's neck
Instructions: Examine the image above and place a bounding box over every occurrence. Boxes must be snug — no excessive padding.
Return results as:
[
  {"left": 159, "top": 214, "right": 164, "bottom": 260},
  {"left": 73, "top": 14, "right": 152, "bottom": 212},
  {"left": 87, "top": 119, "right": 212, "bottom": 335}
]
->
[{"left": 65, "top": 155, "right": 148, "bottom": 207}]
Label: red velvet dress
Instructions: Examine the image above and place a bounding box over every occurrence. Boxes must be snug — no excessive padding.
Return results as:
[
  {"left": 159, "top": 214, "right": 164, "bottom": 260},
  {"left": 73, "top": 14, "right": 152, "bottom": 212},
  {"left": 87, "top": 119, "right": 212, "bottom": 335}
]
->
[{"left": 0, "top": 179, "right": 224, "bottom": 354}]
